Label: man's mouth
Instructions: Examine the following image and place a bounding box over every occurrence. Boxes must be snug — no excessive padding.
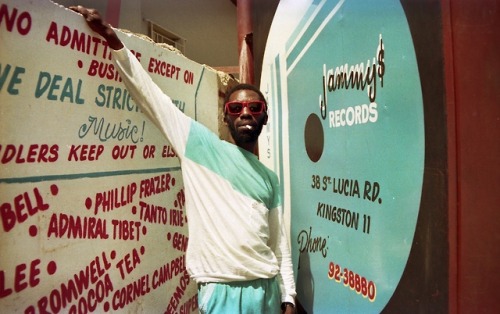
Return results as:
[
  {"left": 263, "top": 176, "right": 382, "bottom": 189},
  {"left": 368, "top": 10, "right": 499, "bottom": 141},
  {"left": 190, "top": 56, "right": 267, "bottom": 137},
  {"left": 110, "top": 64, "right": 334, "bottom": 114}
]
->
[{"left": 238, "top": 123, "right": 255, "bottom": 131}]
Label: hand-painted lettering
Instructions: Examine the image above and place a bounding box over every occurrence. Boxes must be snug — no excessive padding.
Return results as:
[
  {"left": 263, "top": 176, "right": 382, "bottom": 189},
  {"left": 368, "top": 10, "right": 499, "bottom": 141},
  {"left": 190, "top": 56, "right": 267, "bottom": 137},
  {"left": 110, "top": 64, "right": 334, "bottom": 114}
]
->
[
  {"left": 45, "top": 21, "right": 111, "bottom": 59},
  {"left": 111, "top": 219, "right": 142, "bottom": 241},
  {"left": 115, "top": 247, "right": 143, "bottom": 280},
  {"left": 94, "top": 182, "right": 137, "bottom": 215},
  {"left": 24, "top": 253, "right": 113, "bottom": 314},
  {"left": 172, "top": 232, "right": 188, "bottom": 252},
  {"left": 176, "top": 189, "right": 185, "bottom": 210},
  {"left": 0, "top": 188, "right": 49, "bottom": 232},
  {"left": 88, "top": 59, "right": 121, "bottom": 81},
  {"left": 165, "top": 270, "right": 190, "bottom": 314},
  {"left": 162, "top": 145, "right": 177, "bottom": 158},
  {"left": 138, "top": 201, "right": 168, "bottom": 224},
  {"left": 363, "top": 181, "right": 380, "bottom": 203},
  {"left": 0, "top": 144, "right": 58, "bottom": 164},
  {"left": 172, "top": 99, "right": 186, "bottom": 112},
  {"left": 183, "top": 70, "right": 194, "bottom": 85},
  {"left": 327, "top": 260, "right": 377, "bottom": 302},
  {"left": 111, "top": 144, "right": 137, "bottom": 160},
  {"left": 297, "top": 226, "right": 328, "bottom": 257},
  {"left": 179, "top": 294, "right": 198, "bottom": 314},
  {"left": 111, "top": 273, "right": 150, "bottom": 310},
  {"left": 67, "top": 144, "right": 104, "bottom": 161},
  {"left": 0, "top": 64, "right": 25, "bottom": 95},
  {"left": 316, "top": 202, "right": 360, "bottom": 232},
  {"left": 147, "top": 57, "right": 181, "bottom": 80},
  {"left": 0, "top": 259, "right": 41, "bottom": 298},
  {"left": 0, "top": 4, "right": 31, "bottom": 35},
  {"left": 139, "top": 173, "right": 171, "bottom": 198},
  {"left": 47, "top": 213, "right": 109, "bottom": 239},
  {"left": 34, "top": 71, "right": 85, "bottom": 104},
  {"left": 142, "top": 144, "right": 156, "bottom": 159},
  {"left": 331, "top": 178, "right": 360, "bottom": 197},
  {"left": 169, "top": 209, "right": 184, "bottom": 227},
  {"left": 95, "top": 84, "right": 139, "bottom": 112},
  {"left": 319, "top": 34, "right": 384, "bottom": 122},
  {"left": 328, "top": 102, "right": 378, "bottom": 128},
  {"left": 151, "top": 255, "right": 185, "bottom": 290},
  {"left": 78, "top": 116, "right": 144, "bottom": 143},
  {"left": 312, "top": 175, "right": 382, "bottom": 205}
]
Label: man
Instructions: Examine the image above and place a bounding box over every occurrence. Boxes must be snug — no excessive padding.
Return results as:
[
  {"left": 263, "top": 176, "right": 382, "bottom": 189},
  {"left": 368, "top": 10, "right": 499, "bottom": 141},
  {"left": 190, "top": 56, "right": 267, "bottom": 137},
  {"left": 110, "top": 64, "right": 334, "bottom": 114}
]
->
[{"left": 70, "top": 6, "right": 296, "bottom": 314}]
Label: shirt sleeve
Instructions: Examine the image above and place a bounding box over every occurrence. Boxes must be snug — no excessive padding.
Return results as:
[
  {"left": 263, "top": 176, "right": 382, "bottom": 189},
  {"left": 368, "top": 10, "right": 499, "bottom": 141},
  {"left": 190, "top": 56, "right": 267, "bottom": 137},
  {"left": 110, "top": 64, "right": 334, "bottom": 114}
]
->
[
  {"left": 269, "top": 205, "right": 297, "bottom": 305},
  {"left": 111, "top": 47, "right": 191, "bottom": 157}
]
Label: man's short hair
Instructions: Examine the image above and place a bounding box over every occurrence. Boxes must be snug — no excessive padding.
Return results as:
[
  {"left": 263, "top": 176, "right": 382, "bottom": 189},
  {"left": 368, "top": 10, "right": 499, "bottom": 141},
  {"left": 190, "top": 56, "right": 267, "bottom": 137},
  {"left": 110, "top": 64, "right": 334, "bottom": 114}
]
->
[{"left": 224, "top": 84, "right": 267, "bottom": 106}]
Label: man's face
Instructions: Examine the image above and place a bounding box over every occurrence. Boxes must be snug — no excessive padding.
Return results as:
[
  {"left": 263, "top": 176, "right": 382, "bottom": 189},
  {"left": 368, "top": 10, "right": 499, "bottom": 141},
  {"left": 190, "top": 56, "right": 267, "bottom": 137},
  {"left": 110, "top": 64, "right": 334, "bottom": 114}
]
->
[{"left": 224, "top": 89, "right": 268, "bottom": 147}]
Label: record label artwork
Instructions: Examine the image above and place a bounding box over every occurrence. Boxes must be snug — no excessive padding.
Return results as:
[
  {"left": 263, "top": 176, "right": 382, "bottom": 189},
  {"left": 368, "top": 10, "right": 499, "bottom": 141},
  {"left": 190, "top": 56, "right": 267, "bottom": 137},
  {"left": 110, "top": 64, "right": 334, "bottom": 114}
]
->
[{"left": 260, "top": 0, "right": 424, "bottom": 312}]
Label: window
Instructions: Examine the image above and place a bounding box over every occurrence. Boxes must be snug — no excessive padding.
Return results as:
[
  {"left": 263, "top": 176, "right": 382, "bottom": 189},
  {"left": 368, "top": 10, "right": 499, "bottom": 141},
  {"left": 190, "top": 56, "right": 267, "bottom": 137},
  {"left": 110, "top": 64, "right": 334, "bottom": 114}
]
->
[{"left": 146, "top": 20, "right": 186, "bottom": 54}]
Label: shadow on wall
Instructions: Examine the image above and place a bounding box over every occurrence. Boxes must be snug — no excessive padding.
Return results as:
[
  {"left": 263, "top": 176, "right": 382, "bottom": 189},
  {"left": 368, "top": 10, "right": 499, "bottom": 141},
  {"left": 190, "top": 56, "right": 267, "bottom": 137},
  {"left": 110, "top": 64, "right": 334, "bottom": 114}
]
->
[{"left": 296, "top": 251, "right": 313, "bottom": 314}]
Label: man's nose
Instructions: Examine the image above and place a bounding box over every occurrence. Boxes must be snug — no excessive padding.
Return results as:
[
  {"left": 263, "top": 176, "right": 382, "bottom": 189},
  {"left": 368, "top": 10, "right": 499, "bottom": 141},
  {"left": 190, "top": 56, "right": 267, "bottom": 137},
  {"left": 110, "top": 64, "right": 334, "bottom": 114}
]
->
[{"left": 240, "top": 106, "right": 252, "bottom": 117}]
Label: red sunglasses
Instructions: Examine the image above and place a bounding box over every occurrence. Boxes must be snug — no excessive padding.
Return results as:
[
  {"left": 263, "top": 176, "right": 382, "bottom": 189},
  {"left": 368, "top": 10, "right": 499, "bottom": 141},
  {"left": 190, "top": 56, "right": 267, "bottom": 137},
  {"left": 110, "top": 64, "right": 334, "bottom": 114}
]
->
[{"left": 224, "top": 100, "right": 267, "bottom": 116}]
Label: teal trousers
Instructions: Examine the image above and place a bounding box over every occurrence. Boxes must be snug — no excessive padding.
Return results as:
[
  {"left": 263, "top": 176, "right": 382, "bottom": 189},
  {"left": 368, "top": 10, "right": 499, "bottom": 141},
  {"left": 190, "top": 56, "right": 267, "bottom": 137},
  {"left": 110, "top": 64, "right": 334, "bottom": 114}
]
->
[{"left": 198, "top": 277, "right": 280, "bottom": 314}]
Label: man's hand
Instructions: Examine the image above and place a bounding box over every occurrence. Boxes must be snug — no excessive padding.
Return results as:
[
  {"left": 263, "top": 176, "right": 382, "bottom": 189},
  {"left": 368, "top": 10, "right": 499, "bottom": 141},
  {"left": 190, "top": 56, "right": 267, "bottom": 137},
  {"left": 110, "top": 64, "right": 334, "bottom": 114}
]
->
[
  {"left": 281, "top": 302, "right": 296, "bottom": 314},
  {"left": 69, "top": 5, "right": 124, "bottom": 50},
  {"left": 283, "top": 306, "right": 296, "bottom": 314}
]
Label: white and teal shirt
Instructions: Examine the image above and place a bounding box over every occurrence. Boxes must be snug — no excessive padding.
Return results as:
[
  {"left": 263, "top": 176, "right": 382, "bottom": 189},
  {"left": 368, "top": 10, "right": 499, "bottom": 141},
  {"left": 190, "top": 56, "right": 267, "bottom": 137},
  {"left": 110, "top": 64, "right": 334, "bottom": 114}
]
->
[{"left": 112, "top": 48, "right": 296, "bottom": 304}]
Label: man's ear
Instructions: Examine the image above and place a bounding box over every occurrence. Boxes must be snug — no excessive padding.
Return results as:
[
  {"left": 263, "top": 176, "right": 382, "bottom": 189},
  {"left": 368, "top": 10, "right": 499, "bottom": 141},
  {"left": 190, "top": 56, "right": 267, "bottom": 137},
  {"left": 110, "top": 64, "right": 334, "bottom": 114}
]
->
[{"left": 263, "top": 113, "right": 268, "bottom": 125}]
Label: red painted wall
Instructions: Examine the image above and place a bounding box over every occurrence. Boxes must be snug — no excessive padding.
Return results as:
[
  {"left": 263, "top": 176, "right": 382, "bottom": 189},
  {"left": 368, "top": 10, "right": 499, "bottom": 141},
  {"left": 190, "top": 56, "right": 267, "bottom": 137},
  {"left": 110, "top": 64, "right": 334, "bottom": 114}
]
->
[{"left": 443, "top": 0, "right": 500, "bottom": 312}]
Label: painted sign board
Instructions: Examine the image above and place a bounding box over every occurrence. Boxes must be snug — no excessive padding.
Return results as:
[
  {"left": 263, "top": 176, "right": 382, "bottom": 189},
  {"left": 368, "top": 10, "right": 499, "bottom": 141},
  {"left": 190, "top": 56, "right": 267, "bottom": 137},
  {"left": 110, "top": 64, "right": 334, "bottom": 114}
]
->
[
  {"left": 260, "top": 0, "right": 425, "bottom": 312},
  {"left": 0, "top": 0, "right": 234, "bottom": 313}
]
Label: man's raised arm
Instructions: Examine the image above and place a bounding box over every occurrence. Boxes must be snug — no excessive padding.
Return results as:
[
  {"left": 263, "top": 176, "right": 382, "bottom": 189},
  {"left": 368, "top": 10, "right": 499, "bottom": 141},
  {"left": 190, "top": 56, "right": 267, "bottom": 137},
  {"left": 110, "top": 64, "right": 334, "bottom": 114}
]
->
[{"left": 69, "top": 6, "right": 124, "bottom": 50}]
